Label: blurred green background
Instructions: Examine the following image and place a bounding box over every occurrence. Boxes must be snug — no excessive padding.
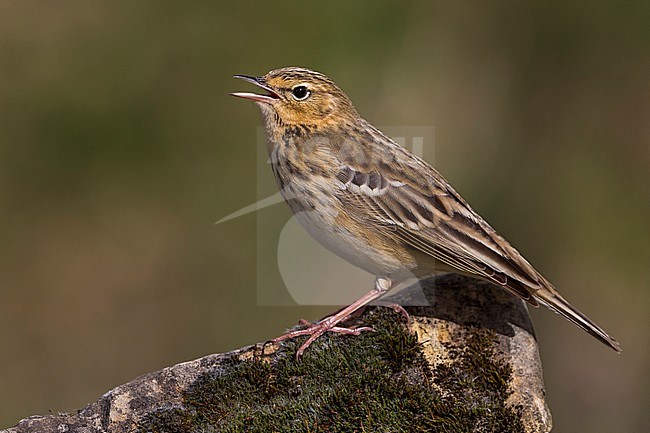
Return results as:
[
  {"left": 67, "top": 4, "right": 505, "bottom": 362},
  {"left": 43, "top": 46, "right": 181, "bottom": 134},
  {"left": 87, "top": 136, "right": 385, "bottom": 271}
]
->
[{"left": 0, "top": 1, "right": 648, "bottom": 432}]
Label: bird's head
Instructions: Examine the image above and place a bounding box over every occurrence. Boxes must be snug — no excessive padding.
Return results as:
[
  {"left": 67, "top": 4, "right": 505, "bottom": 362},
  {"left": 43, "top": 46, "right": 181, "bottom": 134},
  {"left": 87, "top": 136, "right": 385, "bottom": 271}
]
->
[{"left": 231, "top": 67, "right": 358, "bottom": 134}]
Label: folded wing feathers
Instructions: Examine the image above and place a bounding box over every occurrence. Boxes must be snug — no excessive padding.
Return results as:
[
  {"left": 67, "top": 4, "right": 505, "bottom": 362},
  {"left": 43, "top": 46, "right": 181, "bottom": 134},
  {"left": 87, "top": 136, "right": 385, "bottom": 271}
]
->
[{"left": 339, "top": 165, "right": 543, "bottom": 304}]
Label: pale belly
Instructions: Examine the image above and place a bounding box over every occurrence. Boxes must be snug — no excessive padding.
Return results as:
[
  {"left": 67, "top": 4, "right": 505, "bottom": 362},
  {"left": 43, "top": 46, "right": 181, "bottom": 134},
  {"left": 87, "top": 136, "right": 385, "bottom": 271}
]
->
[{"left": 280, "top": 179, "right": 416, "bottom": 279}]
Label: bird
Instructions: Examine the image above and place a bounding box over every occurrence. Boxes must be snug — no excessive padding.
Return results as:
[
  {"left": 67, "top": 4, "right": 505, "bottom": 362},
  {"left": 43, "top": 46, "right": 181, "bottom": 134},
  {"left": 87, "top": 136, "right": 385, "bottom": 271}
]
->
[{"left": 231, "top": 66, "right": 621, "bottom": 358}]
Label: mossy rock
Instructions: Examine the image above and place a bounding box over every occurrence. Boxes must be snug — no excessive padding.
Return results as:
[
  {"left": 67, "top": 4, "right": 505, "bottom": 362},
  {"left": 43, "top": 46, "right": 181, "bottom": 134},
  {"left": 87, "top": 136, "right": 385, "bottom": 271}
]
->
[
  {"left": 141, "top": 309, "right": 525, "bottom": 433},
  {"left": 3, "top": 275, "right": 550, "bottom": 433}
]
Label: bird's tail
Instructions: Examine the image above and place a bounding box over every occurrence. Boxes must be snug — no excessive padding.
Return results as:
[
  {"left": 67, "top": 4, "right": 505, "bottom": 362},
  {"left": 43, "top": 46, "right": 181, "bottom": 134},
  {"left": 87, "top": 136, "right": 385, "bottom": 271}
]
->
[{"left": 534, "top": 288, "right": 621, "bottom": 353}]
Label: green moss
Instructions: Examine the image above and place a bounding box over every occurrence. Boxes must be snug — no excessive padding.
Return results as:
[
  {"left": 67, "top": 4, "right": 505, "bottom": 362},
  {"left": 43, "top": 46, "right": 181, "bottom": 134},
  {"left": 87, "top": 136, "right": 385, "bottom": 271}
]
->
[
  {"left": 138, "top": 310, "right": 524, "bottom": 433},
  {"left": 139, "top": 407, "right": 196, "bottom": 433},
  {"left": 431, "top": 330, "right": 524, "bottom": 432}
]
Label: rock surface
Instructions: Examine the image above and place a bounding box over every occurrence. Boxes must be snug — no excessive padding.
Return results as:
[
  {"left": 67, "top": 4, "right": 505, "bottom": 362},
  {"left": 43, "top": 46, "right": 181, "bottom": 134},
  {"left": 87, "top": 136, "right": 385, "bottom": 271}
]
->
[{"left": 2, "top": 275, "right": 552, "bottom": 433}]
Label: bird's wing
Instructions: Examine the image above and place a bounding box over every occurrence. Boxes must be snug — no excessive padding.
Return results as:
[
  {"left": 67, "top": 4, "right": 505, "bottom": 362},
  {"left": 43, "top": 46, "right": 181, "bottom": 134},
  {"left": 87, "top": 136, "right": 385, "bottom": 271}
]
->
[
  {"left": 336, "top": 163, "right": 544, "bottom": 305},
  {"left": 336, "top": 159, "right": 621, "bottom": 352}
]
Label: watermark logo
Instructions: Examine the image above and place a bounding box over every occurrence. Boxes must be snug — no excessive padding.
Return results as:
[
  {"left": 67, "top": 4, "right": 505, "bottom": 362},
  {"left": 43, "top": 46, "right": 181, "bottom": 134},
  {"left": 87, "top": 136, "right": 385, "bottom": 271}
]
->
[{"left": 218, "top": 126, "right": 436, "bottom": 306}]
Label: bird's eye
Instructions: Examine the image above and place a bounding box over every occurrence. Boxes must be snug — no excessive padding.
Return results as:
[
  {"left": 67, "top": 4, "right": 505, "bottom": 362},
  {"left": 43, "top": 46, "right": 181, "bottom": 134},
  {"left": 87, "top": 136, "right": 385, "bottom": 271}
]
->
[{"left": 291, "top": 85, "right": 310, "bottom": 101}]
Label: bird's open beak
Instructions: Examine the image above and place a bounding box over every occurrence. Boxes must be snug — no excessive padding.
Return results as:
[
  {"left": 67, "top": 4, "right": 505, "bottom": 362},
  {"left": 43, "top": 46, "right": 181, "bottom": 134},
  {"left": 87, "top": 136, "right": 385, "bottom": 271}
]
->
[{"left": 231, "top": 75, "right": 280, "bottom": 103}]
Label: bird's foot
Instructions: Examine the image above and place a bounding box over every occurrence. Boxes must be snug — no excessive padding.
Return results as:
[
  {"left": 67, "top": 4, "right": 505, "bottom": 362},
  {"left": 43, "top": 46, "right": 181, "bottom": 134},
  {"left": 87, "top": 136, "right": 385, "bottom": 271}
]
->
[
  {"left": 333, "top": 302, "right": 410, "bottom": 325},
  {"left": 373, "top": 301, "right": 411, "bottom": 323},
  {"left": 271, "top": 317, "right": 374, "bottom": 359},
  {"left": 270, "top": 278, "right": 392, "bottom": 359}
]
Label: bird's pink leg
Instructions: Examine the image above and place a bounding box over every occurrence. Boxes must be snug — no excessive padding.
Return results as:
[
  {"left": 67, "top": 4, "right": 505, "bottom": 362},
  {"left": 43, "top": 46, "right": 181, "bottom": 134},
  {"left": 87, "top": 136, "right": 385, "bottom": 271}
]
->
[
  {"left": 329, "top": 300, "right": 410, "bottom": 324},
  {"left": 272, "top": 277, "right": 392, "bottom": 359}
]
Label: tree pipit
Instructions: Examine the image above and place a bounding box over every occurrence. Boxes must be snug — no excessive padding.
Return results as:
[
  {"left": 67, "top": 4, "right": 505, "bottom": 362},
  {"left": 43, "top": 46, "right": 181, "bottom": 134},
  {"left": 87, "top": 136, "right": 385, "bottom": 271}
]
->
[{"left": 231, "top": 67, "right": 621, "bottom": 358}]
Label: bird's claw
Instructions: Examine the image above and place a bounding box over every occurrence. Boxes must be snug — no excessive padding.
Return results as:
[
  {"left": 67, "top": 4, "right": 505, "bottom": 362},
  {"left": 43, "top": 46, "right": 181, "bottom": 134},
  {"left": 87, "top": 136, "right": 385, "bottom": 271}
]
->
[
  {"left": 271, "top": 319, "right": 375, "bottom": 360},
  {"left": 377, "top": 302, "right": 411, "bottom": 324}
]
